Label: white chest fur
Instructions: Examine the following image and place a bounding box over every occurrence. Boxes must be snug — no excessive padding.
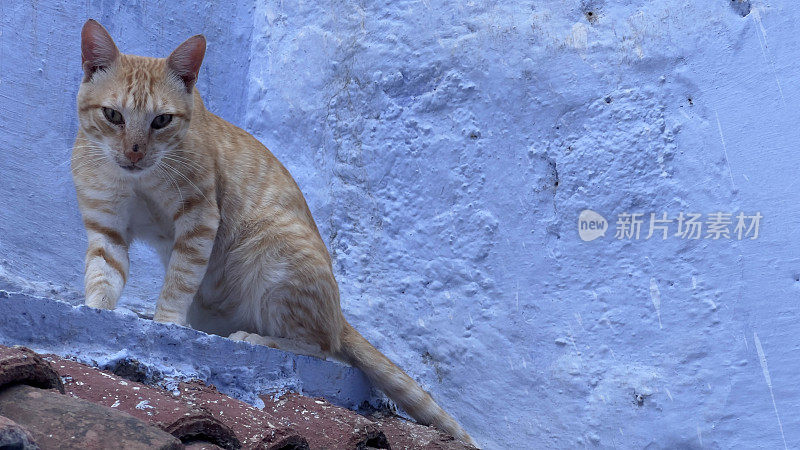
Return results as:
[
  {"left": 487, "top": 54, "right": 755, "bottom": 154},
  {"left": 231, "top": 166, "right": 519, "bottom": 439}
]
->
[{"left": 127, "top": 188, "right": 175, "bottom": 266}]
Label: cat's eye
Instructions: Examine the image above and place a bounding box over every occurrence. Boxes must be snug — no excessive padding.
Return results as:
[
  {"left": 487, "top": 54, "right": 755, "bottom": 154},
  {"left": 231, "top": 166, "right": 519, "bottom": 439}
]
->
[
  {"left": 151, "top": 114, "right": 173, "bottom": 130},
  {"left": 102, "top": 107, "right": 124, "bottom": 125}
]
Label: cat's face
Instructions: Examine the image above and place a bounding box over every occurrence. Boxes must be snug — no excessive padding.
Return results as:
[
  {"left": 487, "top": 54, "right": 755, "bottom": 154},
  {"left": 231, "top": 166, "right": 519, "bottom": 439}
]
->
[{"left": 77, "top": 20, "right": 205, "bottom": 176}]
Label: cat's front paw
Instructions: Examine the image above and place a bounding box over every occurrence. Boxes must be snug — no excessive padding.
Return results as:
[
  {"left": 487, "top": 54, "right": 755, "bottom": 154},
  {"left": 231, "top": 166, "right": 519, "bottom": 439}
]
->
[
  {"left": 152, "top": 310, "right": 188, "bottom": 326},
  {"left": 228, "top": 331, "right": 268, "bottom": 345},
  {"left": 85, "top": 295, "right": 116, "bottom": 310}
]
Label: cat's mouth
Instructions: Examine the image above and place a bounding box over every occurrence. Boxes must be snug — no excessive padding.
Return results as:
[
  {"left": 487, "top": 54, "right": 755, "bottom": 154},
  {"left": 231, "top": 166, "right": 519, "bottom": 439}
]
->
[{"left": 119, "top": 163, "right": 146, "bottom": 172}]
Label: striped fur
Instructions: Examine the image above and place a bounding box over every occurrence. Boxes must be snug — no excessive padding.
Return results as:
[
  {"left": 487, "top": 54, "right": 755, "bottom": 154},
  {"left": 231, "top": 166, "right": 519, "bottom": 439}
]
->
[{"left": 71, "top": 20, "right": 475, "bottom": 446}]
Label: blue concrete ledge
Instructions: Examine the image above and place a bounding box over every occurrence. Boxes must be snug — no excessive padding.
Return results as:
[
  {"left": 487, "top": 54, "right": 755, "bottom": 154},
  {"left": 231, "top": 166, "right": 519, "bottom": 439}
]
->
[{"left": 0, "top": 291, "right": 377, "bottom": 411}]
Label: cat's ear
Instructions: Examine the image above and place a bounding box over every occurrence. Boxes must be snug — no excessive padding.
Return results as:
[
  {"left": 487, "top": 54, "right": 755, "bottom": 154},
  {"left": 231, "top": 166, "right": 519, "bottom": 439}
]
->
[
  {"left": 81, "top": 19, "right": 119, "bottom": 82},
  {"left": 167, "top": 35, "right": 206, "bottom": 93}
]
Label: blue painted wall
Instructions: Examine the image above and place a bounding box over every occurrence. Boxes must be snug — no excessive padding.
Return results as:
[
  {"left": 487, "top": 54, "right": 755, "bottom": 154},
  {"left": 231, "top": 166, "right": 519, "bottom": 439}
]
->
[{"left": 1, "top": 1, "right": 798, "bottom": 447}]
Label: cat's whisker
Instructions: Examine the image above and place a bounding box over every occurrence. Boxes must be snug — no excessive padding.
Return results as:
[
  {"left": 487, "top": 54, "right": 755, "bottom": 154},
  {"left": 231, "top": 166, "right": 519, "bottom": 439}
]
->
[
  {"left": 75, "top": 139, "right": 106, "bottom": 149},
  {"left": 71, "top": 148, "right": 105, "bottom": 154},
  {"left": 161, "top": 154, "right": 205, "bottom": 173},
  {"left": 156, "top": 163, "right": 185, "bottom": 207},
  {"left": 67, "top": 158, "right": 106, "bottom": 179},
  {"left": 164, "top": 153, "right": 202, "bottom": 163},
  {"left": 61, "top": 152, "right": 106, "bottom": 168},
  {"left": 161, "top": 160, "right": 213, "bottom": 207},
  {"left": 160, "top": 157, "right": 202, "bottom": 175},
  {"left": 61, "top": 145, "right": 105, "bottom": 158},
  {"left": 74, "top": 148, "right": 105, "bottom": 153},
  {"left": 161, "top": 153, "right": 202, "bottom": 167},
  {"left": 69, "top": 159, "right": 106, "bottom": 174},
  {"left": 69, "top": 153, "right": 103, "bottom": 167},
  {"left": 68, "top": 151, "right": 106, "bottom": 165},
  {"left": 67, "top": 144, "right": 105, "bottom": 152}
]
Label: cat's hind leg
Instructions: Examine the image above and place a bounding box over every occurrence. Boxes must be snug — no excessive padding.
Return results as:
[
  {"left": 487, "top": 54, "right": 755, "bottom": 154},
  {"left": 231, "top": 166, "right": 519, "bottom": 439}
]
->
[{"left": 228, "top": 331, "right": 329, "bottom": 360}]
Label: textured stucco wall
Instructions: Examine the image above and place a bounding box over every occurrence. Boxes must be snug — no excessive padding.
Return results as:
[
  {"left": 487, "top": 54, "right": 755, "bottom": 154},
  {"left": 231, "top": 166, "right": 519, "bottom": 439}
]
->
[{"left": 1, "top": 1, "right": 799, "bottom": 448}]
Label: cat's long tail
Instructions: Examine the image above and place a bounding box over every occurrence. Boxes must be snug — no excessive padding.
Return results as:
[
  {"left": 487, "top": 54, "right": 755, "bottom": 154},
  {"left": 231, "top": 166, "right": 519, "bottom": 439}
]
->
[{"left": 335, "top": 322, "right": 477, "bottom": 447}]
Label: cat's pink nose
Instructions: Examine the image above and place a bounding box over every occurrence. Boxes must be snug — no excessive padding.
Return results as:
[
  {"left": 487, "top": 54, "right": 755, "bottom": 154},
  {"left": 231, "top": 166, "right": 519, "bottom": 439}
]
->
[
  {"left": 126, "top": 151, "right": 143, "bottom": 163},
  {"left": 126, "top": 144, "right": 144, "bottom": 163}
]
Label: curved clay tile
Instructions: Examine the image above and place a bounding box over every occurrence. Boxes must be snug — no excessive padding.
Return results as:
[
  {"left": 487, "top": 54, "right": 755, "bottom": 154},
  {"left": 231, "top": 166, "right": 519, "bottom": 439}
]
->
[{"left": 0, "top": 346, "right": 64, "bottom": 394}]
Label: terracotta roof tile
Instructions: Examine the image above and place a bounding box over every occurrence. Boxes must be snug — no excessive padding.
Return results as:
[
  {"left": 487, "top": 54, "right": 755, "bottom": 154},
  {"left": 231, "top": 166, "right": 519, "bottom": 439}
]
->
[
  {"left": 369, "top": 412, "right": 474, "bottom": 450},
  {"left": 176, "top": 381, "right": 308, "bottom": 450},
  {"left": 0, "top": 384, "right": 183, "bottom": 449},
  {"left": 0, "top": 415, "right": 38, "bottom": 449},
  {"left": 0, "top": 345, "right": 476, "bottom": 449},
  {"left": 261, "top": 392, "right": 390, "bottom": 449},
  {"left": 184, "top": 444, "right": 225, "bottom": 450},
  {"left": 0, "top": 345, "right": 63, "bottom": 393},
  {"left": 44, "top": 356, "right": 240, "bottom": 449}
]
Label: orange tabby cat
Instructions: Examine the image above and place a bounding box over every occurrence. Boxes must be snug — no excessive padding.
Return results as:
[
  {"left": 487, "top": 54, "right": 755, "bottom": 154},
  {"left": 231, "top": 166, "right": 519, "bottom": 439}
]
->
[{"left": 71, "top": 19, "right": 475, "bottom": 445}]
